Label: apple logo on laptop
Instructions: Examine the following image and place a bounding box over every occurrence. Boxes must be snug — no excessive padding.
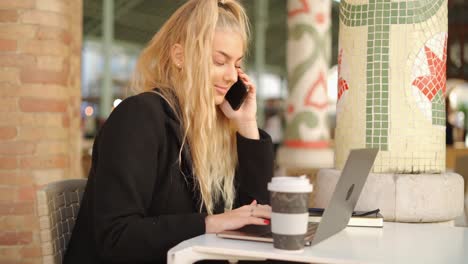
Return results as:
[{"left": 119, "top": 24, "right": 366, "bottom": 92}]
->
[{"left": 345, "top": 184, "right": 355, "bottom": 201}]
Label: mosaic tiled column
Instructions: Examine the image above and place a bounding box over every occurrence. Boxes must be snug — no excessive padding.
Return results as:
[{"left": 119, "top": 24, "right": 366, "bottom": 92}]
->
[
  {"left": 316, "top": 0, "right": 464, "bottom": 222},
  {"left": 277, "top": 0, "right": 334, "bottom": 171}
]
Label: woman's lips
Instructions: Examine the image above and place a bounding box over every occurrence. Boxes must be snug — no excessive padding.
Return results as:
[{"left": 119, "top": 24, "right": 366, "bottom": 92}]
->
[{"left": 215, "top": 85, "right": 229, "bottom": 95}]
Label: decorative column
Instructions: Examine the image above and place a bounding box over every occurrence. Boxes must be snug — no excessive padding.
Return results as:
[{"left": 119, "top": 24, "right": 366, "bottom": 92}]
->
[
  {"left": 316, "top": 0, "right": 464, "bottom": 222},
  {"left": 0, "top": 0, "right": 82, "bottom": 262},
  {"left": 278, "top": 0, "right": 334, "bottom": 172},
  {"left": 99, "top": 0, "right": 114, "bottom": 121}
]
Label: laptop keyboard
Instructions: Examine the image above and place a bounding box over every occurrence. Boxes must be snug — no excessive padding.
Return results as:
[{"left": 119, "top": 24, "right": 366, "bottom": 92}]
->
[{"left": 239, "top": 222, "right": 319, "bottom": 238}]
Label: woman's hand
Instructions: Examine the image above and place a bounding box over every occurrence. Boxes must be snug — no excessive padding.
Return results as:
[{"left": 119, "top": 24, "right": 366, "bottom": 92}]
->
[
  {"left": 220, "top": 68, "right": 260, "bottom": 139},
  {"left": 205, "top": 200, "right": 271, "bottom": 234}
]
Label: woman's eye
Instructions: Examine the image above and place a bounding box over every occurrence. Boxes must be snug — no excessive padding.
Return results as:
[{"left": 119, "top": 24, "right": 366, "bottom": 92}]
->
[
  {"left": 235, "top": 65, "right": 241, "bottom": 69},
  {"left": 214, "top": 61, "right": 224, "bottom": 66}
]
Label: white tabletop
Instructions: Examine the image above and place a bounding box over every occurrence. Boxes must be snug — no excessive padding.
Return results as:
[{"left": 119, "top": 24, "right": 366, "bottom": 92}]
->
[{"left": 168, "top": 222, "right": 468, "bottom": 264}]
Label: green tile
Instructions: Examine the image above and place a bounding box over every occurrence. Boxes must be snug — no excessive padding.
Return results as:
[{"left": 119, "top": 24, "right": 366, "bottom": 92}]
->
[
  {"left": 382, "top": 122, "right": 388, "bottom": 128},
  {"left": 383, "top": 16, "right": 390, "bottom": 24},
  {"left": 399, "top": 2, "right": 406, "bottom": 10},
  {"left": 391, "top": 17, "right": 398, "bottom": 24},
  {"left": 381, "top": 137, "right": 387, "bottom": 144},
  {"left": 381, "top": 145, "right": 388, "bottom": 151}
]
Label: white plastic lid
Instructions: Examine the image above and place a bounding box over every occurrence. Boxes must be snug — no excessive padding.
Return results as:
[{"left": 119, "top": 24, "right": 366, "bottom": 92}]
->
[{"left": 267, "top": 175, "right": 313, "bottom": 193}]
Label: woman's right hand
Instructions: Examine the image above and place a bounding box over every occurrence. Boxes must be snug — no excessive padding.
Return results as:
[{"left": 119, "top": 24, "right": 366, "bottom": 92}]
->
[{"left": 205, "top": 200, "right": 271, "bottom": 234}]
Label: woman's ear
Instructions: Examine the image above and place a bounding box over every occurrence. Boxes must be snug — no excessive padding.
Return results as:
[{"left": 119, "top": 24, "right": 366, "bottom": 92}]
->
[{"left": 170, "top": 43, "right": 184, "bottom": 69}]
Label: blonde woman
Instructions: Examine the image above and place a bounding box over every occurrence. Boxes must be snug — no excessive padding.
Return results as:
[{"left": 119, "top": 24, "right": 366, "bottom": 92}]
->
[{"left": 65, "top": 1, "right": 274, "bottom": 263}]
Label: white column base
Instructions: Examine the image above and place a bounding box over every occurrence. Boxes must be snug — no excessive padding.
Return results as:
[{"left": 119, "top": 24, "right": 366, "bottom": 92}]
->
[
  {"left": 315, "top": 169, "right": 464, "bottom": 222},
  {"left": 277, "top": 146, "right": 334, "bottom": 170}
]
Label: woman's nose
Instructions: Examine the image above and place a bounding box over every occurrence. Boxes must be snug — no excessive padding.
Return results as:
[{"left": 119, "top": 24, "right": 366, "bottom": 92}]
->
[{"left": 224, "top": 65, "right": 238, "bottom": 83}]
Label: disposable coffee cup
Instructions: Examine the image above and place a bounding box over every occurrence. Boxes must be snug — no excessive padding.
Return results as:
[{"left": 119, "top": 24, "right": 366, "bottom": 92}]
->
[{"left": 267, "top": 176, "right": 313, "bottom": 252}]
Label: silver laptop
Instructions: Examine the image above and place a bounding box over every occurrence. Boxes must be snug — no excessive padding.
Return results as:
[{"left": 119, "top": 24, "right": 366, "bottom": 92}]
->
[{"left": 217, "top": 148, "right": 379, "bottom": 246}]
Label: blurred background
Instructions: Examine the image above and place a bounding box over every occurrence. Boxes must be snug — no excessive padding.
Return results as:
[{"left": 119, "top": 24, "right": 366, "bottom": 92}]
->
[
  {"left": 80, "top": 0, "right": 468, "bottom": 172},
  {"left": 79, "top": 0, "right": 340, "bottom": 175}
]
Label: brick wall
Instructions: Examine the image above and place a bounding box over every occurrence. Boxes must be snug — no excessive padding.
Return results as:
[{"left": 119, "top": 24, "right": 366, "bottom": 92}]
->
[{"left": 0, "top": 0, "right": 82, "bottom": 262}]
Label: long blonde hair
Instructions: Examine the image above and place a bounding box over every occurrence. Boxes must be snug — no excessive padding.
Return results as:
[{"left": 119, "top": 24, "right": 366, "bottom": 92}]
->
[{"left": 132, "top": 0, "right": 250, "bottom": 214}]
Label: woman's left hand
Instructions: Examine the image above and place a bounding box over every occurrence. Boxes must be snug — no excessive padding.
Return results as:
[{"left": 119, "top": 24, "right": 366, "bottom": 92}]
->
[{"left": 220, "top": 68, "right": 259, "bottom": 139}]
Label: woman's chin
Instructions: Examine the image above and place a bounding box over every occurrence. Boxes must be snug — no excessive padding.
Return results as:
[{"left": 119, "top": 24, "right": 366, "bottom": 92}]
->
[{"left": 214, "top": 96, "right": 224, "bottom": 105}]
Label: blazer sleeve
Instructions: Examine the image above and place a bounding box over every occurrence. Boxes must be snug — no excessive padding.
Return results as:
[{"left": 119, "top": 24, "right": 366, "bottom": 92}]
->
[
  {"left": 92, "top": 94, "right": 206, "bottom": 262},
  {"left": 234, "top": 129, "right": 274, "bottom": 206}
]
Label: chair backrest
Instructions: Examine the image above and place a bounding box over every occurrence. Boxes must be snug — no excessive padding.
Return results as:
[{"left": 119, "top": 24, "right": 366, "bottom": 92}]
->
[{"left": 36, "top": 179, "right": 87, "bottom": 264}]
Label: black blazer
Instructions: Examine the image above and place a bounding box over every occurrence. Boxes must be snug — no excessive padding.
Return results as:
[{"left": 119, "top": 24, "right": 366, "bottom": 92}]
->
[{"left": 64, "top": 91, "right": 274, "bottom": 263}]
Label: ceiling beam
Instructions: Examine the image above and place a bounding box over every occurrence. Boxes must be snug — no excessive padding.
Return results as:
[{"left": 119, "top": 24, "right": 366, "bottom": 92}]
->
[{"left": 85, "top": 0, "right": 147, "bottom": 36}]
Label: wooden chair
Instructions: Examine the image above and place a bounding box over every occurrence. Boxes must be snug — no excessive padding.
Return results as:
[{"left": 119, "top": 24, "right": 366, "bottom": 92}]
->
[{"left": 36, "top": 179, "right": 87, "bottom": 264}]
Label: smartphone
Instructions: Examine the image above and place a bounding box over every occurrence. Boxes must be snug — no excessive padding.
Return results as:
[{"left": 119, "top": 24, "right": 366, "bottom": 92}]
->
[{"left": 225, "top": 78, "right": 248, "bottom": 111}]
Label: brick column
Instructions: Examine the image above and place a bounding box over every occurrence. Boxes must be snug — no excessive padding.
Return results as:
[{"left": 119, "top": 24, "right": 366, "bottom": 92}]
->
[{"left": 0, "top": 0, "right": 82, "bottom": 262}]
